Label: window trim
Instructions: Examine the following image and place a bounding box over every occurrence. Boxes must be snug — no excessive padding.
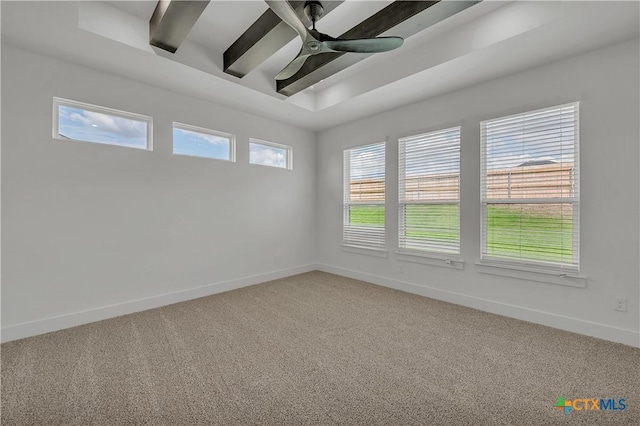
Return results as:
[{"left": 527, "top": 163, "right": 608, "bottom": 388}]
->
[
  {"left": 53, "top": 97, "right": 153, "bottom": 150},
  {"left": 396, "top": 251, "right": 464, "bottom": 270},
  {"left": 480, "top": 101, "right": 580, "bottom": 274},
  {"left": 249, "top": 138, "right": 293, "bottom": 170},
  {"left": 172, "top": 122, "right": 236, "bottom": 162},
  {"left": 398, "top": 126, "right": 461, "bottom": 256},
  {"left": 475, "top": 260, "right": 587, "bottom": 288}
]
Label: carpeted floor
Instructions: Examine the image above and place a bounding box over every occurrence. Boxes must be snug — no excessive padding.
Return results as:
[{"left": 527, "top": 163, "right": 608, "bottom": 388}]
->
[{"left": 2, "top": 271, "right": 639, "bottom": 425}]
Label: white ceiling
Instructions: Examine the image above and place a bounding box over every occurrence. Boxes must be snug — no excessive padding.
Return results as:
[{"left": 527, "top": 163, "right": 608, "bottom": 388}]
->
[{"left": 2, "top": 1, "right": 639, "bottom": 131}]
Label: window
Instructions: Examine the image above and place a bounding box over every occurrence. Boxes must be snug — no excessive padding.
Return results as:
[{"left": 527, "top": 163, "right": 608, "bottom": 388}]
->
[
  {"left": 343, "top": 142, "right": 386, "bottom": 250},
  {"left": 249, "top": 139, "right": 292, "bottom": 169},
  {"left": 481, "top": 103, "right": 579, "bottom": 272},
  {"left": 399, "top": 127, "right": 461, "bottom": 254},
  {"left": 173, "top": 123, "right": 235, "bottom": 161},
  {"left": 53, "top": 97, "right": 152, "bottom": 150}
]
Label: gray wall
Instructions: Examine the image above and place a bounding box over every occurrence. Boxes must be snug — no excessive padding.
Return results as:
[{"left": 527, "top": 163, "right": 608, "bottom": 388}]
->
[
  {"left": 1, "top": 46, "right": 317, "bottom": 337},
  {"left": 2, "top": 38, "right": 639, "bottom": 347},
  {"left": 316, "top": 38, "right": 640, "bottom": 346}
]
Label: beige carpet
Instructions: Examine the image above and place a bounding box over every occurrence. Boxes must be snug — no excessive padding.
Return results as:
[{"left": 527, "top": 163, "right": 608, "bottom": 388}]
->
[{"left": 2, "top": 271, "right": 639, "bottom": 425}]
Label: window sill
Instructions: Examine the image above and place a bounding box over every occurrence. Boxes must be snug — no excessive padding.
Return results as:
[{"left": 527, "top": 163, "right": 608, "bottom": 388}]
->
[
  {"left": 396, "top": 251, "right": 464, "bottom": 270},
  {"left": 475, "top": 260, "right": 586, "bottom": 288},
  {"left": 342, "top": 245, "right": 388, "bottom": 258}
]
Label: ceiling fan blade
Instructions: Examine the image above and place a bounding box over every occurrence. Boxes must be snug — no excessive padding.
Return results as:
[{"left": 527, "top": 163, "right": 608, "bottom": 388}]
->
[
  {"left": 324, "top": 37, "right": 404, "bottom": 53},
  {"left": 265, "top": 0, "right": 309, "bottom": 41},
  {"left": 275, "top": 52, "right": 311, "bottom": 80}
]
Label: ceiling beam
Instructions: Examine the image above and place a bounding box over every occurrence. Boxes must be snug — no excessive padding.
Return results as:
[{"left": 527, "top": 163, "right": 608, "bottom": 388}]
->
[
  {"left": 276, "top": 1, "right": 480, "bottom": 96},
  {"left": 150, "top": 0, "right": 210, "bottom": 53},
  {"left": 223, "top": 1, "right": 343, "bottom": 79}
]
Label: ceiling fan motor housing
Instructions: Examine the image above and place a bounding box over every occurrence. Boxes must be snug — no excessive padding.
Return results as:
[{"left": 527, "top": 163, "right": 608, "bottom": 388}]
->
[{"left": 304, "top": 1, "right": 324, "bottom": 25}]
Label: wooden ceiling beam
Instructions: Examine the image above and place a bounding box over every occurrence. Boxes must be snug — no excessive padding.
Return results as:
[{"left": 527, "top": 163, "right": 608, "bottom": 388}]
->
[
  {"left": 223, "top": 1, "right": 343, "bottom": 78},
  {"left": 150, "top": 0, "right": 210, "bottom": 53}
]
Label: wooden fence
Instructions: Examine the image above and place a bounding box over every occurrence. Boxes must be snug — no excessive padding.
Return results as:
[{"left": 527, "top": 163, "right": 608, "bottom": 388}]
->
[
  {"left": 349, "top": 163, "right": 575, "bottom": 201},
  {"left": 485, "top": 162, "right": 575, "bottom": 199}
]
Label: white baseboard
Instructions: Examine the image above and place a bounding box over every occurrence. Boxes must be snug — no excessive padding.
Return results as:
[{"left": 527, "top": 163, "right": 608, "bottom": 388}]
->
[
  {"left": 316, "top": 263, "right": 640, "bottom": 348},
  {"left": 1, "top": 264, "right": 316, "bottom": 343},
  {"left": 4, "top": 263, "right": 638, "bottom": 348}
]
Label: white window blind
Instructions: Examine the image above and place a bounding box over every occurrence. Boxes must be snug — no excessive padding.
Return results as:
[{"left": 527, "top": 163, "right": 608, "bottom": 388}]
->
[
  {"left": 399, "top": 127, "right": 461, "bottom": 254},
  {"left": 481, "top": 102, "right": 579, "bottom": 272},
  {"left": 343, "top": 142, "right": 386, "bottom": 249}
]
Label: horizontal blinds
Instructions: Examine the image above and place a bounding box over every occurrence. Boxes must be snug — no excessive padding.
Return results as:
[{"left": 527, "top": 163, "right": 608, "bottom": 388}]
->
[
  {"left": 399, "top": 127, "right": 461, "bottom": 253},
  {"left": 344, "top": 142, "right": 385, "bottom": 249},
  {"left": 481, "top": 103, "right": 579, "bottom": 270}
]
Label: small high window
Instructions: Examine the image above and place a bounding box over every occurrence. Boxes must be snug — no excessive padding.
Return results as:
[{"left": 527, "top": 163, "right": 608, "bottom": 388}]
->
[
  {"left": 173, "top": 123, "right": 235, "bottom": 161},
  {"left": 249, "top": 139, "right": 292, "bottom": 169},
  {"left": 53, "top": 97, "right": 152, "bottom": 150}
]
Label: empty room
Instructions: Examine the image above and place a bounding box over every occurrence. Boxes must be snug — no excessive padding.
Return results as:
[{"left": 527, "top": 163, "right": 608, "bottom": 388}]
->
[{"left": 1, "top": 0, "right": 639, "bottom": 424}]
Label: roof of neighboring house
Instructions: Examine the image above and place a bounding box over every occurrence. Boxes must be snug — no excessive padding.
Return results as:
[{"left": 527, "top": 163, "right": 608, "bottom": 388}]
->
[{"left": 517, "top": 159, "right": 557, "bottom": 167}]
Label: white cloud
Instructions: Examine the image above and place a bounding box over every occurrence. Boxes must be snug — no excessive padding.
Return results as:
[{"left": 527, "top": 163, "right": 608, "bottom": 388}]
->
[
  {"left": 200, "top": 134, "right": 227, "bottom": 146},
  {"left": 70, "top": 110, "right": 146, "bottom": 139},
  {"left": 250, "top": 145, "right": 286, "bottom": 167},
  {"left": 176, "top": 128, "right": 228, "bottom": 146},
  {"left": 350, "top": 148, "right": 384, "bottom": 179}
]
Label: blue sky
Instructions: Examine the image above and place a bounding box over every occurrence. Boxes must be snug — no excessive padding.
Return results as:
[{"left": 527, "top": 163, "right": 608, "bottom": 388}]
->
[
  {"left": 58, "top": 105, "right": 147, "bottom": 148},
  {"left": 485, "top": 109, "right": 576, "bottom": 170},
  {"left": 351, "top": 111, "right": 575, "bottom": 180},
  {"left": 59, "top": 106, "right": 574, "bottom": 173},
  {"left": 402, "top": 127, "right": 460, "bottom": 177},
  {"left": 58, "top": 106, "right": 291, "bottom": 166},
  {"left": 173, "top": 127, "right": 230, "bottom": 160}
]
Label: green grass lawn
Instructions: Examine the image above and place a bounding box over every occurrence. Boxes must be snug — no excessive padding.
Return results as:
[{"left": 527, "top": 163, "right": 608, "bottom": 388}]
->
[
  {"left": 404, "top": 204, "right": 459, "bottom": 244},
  {"left": 486, "top": 204, "right": 573, "bottom": 263},
  {"left": 349, "top": 205, "right": 385, "bottom": 227},
  {"left": 349, "top": 204, "right": 574, "bottom": 263}
]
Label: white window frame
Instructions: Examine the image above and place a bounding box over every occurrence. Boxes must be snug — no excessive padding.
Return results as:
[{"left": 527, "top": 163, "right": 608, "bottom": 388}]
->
[
  {"left": 343, "top": 142, "right": 386, "bottom": 251},
  {"left": 398, "top": 126, "right": 461, "bottom": 256},
  {"left": 480, "top": 102, "right": 580, "bottom": 274},
  {"left": 53, "top": 97, "right": 153, "bottom": 150},
  {"left": 172, "top": 122, "right": 236, "bottom": 162},
  {"left": 249, "top": 138, "right": 293, "bottom": 170}
]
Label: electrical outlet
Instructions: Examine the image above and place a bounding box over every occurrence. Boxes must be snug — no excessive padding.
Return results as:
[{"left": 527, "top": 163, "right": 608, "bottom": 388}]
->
[{"left": 614, "top": 298, "right": 627, "bottom": 312}]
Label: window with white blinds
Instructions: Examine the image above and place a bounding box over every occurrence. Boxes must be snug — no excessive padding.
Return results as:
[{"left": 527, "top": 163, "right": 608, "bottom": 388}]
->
[
  {"left": 481, "top": 102, "right": 579, "bottom": 272},
  {"left": 399, "top": 127, "right": 461, "bottom": 254},
  {"left": 343, "top": 142, "right": 386, "bottom": 249}
]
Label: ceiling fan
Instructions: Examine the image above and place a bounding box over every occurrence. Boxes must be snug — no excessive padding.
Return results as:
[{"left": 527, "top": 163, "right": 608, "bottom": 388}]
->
[{"left": 266, "top": 0, "right": 404, "bottom": 80}]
